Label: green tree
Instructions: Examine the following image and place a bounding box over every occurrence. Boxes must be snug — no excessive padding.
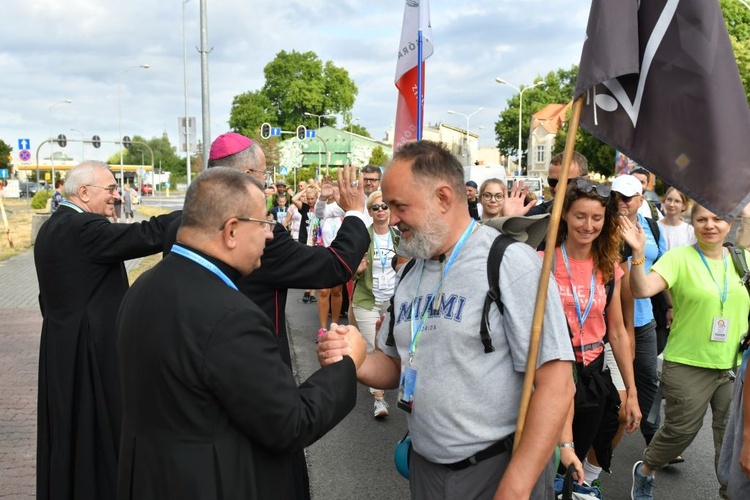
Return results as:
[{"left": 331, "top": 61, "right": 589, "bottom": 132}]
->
[
  {"left": 229, "top": 50, "right": 359, "bottom": 137},
  {"left": 107, "top": 134, "right": 186, "bottom": 182},
  {"left": 552, "top": 120, "right": 616, "bottom": 178},
  {"left": 721, "top": 0, "right": 750, "bottom": 99},
  {"left": 0, "top": 139, "right": 11, "bottom": 171},
  {"left": 494, "top": 66, "right": 578, "bottom": 169},
  {"left": 369, "top": 146, "right": 390, "bottom": 167}
]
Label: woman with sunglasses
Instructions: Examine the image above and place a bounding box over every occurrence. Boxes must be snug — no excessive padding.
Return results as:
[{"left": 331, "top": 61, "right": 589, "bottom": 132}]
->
[
  {"left": 547, "top": 179, "right": 641, "bottom": 485},
  {"left": 622, "top": 204, "right": 750, "bottom": 499},
  {"left": 352, "top": 191, "right": 408, "bottom": 418},
  {"left": 612, "top": 174, "right": 667, "bottom": 452}
]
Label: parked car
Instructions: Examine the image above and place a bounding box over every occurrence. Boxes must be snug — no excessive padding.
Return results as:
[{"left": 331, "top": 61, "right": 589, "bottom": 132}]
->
[
  {"left": 18, "top": 182, "right": 43, "bottom": 198},
  {"left": 140, "top": 184, "right": 153, "bottom": 195}
]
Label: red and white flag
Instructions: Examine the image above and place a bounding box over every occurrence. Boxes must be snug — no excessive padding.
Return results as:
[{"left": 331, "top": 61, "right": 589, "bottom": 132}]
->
[{"left": 394, "top": 0, "right": 434, "bottom": 149}]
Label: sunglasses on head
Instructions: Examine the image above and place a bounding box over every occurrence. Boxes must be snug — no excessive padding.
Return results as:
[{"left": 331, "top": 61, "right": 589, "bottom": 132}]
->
[
  {"left": 547, "top": 176, "right": 579, "bottom": 188},
  {"left": 572, "top": 178, "right": 611, "bottom": 198},
  {"left": 369, "top": 203, "right": 389, "bottom": 211}
]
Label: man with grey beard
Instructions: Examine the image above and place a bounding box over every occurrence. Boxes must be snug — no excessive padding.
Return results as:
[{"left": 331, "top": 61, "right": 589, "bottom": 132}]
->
[{"left": 318, "top": 140, "right": 575, "bottom": 499}]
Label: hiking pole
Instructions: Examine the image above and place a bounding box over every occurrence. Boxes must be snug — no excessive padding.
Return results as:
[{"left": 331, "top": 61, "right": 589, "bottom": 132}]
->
[{"left": 513, "top": 95, "right": 583, "bottom": 451}]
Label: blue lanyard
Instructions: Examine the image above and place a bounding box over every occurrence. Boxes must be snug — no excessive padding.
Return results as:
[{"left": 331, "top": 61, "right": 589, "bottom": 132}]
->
[
  {"left": 409, "top": 220, "right": 476, "bottom": 364},
  {"left": 171, "top": 244, "right": 239, "bottom": 291},
  {"left": 560, "top": 243, "right": 597, "bottom": 336},
  {"left": 373, "top": 229, "right": 392, "bottom": 270},
  {"left": 695, "top": 245, "right": 728, "bottom": 314},
  {"left": 60, "top": 200, "right": 84, "bottom": 213}
]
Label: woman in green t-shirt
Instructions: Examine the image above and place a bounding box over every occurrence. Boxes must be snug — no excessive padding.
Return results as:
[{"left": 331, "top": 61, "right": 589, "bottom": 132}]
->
[{"left": 621, "top": 203, "right": 750, "bottom": 499}]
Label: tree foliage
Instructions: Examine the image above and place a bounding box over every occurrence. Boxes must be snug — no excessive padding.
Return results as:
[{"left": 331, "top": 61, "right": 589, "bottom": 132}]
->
[
  {"left": 494, "top": 67, "right": 578, "bottom": 167},
  {"left": 721, "top": 0, "right": 750, "bottom": 98},
  {"left": 0, "top": 139, "right": 11, "bottom": 171},
  {"left": 369, "top": 146, "right": 390, "bottom": 167},
  {"left": 229, "top": 50, "right": 360, "bottom": 140},
  {"left": 552, "top": 119, "right": 616, "bottom": 178},
  {"left": 106, "top": 134, "right": 187, "bottom": 181}
]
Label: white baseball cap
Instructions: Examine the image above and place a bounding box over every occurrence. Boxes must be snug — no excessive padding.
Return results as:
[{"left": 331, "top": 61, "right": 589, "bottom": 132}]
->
[{"left": 611, "top": 175, "right": 643, "bottom": 196}]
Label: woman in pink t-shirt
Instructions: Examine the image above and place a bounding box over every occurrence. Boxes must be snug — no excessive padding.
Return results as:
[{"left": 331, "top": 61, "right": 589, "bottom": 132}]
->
[{"left": 547, "top": 179, "right": 641, "bottom": 485}]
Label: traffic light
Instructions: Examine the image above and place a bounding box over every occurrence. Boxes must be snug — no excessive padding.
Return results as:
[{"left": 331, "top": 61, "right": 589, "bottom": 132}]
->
[
  {"left": 260, "top": 122, "right": 271, "bottom": 140},
  {"left": 57, "top": 134, "right": 67, "bottom": 148},
  {"left": 92, "top": 135, "right": 101, "bottom": 148},
  {"left": 123, "top": 136, "right": 132, "bottom": 149},
  {"left": 296, "top": 125, "right": 307, "bottom": 141}
]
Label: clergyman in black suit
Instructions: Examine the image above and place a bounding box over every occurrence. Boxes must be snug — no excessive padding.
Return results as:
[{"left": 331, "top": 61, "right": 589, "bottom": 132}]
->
[
  {"left": 116, "top": 167, "right": 366, "bottom": 500},
  {"left": 34, "top": 161, "right": 181, "bottom": 500}
]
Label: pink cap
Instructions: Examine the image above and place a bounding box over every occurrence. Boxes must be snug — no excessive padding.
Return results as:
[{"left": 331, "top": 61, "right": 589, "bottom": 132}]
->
[{"left": 209, "top": 132, "right": 252, "bottom": 160}]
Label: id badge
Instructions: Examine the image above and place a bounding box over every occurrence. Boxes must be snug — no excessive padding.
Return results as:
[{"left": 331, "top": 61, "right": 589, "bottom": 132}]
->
[
  {"left": 398, "top": 366, "right": 417, "bottom": 413},
  {"left": 372, "top": 276, "right": 379, "bottom": 289},
  {"left": 711, "top": 317, "right": 730, "bottom": 342},
  {"left": 378, "top": 274, "right": 389, "bottom": 290}
]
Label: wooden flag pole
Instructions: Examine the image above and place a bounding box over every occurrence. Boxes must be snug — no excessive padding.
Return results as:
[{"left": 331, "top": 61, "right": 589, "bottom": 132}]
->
[
  {"left": 513, "top": 95, "right": 583, "bottom": 451},
  {"left": 0, "top": 196, "right": 14, "bottom": 248}
]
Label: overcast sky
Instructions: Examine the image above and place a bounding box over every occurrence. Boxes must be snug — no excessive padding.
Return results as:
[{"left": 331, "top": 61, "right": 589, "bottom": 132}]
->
[{"left": 0, "top": 1, "right": 591, "bottom": 164}]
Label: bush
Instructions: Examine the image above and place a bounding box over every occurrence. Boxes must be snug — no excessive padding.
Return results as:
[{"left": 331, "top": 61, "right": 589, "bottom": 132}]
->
[{"left": 31, "top": 190, "right": 52, "bottom": 210}]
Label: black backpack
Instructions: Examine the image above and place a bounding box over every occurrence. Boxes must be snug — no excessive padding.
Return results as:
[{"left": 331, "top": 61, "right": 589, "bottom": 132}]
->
[
  {"left": 724, "top": 242, "right": 750, "bottom": 352},
  {"left": 385, "top": 232, "right": 517, "bottom": 354}
]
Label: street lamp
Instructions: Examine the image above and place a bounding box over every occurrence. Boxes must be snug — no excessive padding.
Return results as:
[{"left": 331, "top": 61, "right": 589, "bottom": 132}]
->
[
  {"left": 70, "top": 128, "right": 85, "bottom": 160},
  {"left": 348, "top": 117, "right": 360, "bottom": 163},
  {"left": 447, "top": 107, "right": 483, "bottom": 165},
  {"left": 183, "top": 0, "right": 192, "bottom": 186},
  {"left": 48, "top": 100, "right": 72, "bottom": 185},
  {"left": 304, "top": 112, "right": 334, "bottom": 178},
  {"left": 496, "top": 78, "right": 543, "bottom": 175},
  {"left": 118, "top": 64, "right": 149, "bottom": 190}
]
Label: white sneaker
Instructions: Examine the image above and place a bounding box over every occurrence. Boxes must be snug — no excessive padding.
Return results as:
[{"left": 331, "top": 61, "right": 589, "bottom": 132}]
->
[{"left": 373, "top": 398, "right": 389, "bottom": 419}]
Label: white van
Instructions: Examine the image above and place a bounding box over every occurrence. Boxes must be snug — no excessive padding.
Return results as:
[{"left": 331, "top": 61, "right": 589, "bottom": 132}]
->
[
  {"left": 463, "top": 165, "right": 507, "bottom": 190},
  {"left": 507, "top": 176, "right": 544, "bottom": 201}
]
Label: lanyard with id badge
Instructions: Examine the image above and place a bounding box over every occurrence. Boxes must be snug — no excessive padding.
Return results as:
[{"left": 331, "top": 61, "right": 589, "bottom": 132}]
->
[
  {"left": 373, "top": 230, "right": 392, "bottom": 291},
  {"left": 398, "top": 220, "right": 476, "bottom": 413},
  {"left": 696, "top": 245, "right": 730, "bottom": 342}
]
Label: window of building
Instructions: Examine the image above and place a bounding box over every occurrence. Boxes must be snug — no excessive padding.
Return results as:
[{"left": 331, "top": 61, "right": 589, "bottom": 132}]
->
[{"left": 536, "top": 145, "right": 545, "bottom": 163}]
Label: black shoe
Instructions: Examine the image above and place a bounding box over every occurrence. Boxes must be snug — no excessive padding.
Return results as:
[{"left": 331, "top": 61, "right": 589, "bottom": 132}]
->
[
  {"left": 309, "top": 296, "right": 317, "bottom": 303},
  {"left": 302, "top": 291, "right": 310, "bottom": 303}
]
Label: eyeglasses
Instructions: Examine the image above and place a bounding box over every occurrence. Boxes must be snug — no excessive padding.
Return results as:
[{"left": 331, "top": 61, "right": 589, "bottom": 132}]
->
[
  {"left": 218, "top": 216, "right": 276, "bottom": 231},
  {"left": 572, "top": 178, "right": 611, "bottom": 198},
  {"left": 369, "top": 203, "right": 389, "bottom": 211},
  {"left": 362, "top": 177, "right": 381, "bottom": 184},
  {"left": 481, "top": 192, "right": 505, "bottom": 202},
  {"left": 547, "top": 176, "right": 580, "bottom": 188},
  {"left": 87, "top": 184, "right": 119, "bottom": 193}
]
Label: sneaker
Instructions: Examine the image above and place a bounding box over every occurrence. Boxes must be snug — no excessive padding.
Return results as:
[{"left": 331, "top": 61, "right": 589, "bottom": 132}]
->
[
  {"left": 302, "top": 291, "right": 310, "bottom": 303},
  {"left": 590, "top": 478, "right": 603, "bottom": 497},
  {"left": 316, "top": 328, "right": 326, "bottom": 343},
  {"left": 373, "top": 398, "right": 389, "bottom": 419},
  {"left": 631, "top": 461, "right": 654, "bottom": 500},
  {"left": 309, "top": 296, "right": 318, "bottom": 303}
]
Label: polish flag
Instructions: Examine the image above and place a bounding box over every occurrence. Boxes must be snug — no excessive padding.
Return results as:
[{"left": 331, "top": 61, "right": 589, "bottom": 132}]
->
[{"left": 393, "top": 0, "right": 434, "bottom": 149}]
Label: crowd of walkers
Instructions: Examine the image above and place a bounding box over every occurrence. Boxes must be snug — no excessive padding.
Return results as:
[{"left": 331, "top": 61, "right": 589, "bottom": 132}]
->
[{"left": 31, "top": 134, "right": 750, "bottom": 500}]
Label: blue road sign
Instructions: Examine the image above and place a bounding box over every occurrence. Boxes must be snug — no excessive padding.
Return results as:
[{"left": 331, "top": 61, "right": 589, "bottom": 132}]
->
[
  {"left": 305, "top": 129, "right": 316, "bottom": 139},
  {"left": 18, "top": 139, "right": 30, "bottom": 150},
  {"left": 271, "top": 127, "right": 282, "bottom": 137},
  {"left": 279, "top": 167, "right": 288, "bottom": 175},
  {"left": 0, "top": 169, "right": 8, "bottom": 179}
]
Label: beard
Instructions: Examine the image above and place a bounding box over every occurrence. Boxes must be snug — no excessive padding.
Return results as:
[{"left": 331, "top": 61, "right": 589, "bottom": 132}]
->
[{"left": 398, "top": 216, "right": 450, "bottom": 260}]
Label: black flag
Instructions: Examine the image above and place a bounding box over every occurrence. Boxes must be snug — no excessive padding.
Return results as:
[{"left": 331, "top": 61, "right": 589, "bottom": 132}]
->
[{"left": 575, "top": 0, "right": 750, "bottom": 219}]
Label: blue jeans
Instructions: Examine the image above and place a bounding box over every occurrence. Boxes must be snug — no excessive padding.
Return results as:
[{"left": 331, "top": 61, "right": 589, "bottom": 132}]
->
[{"left": 634, "top": 320, "right": 660, "bottom": 442}]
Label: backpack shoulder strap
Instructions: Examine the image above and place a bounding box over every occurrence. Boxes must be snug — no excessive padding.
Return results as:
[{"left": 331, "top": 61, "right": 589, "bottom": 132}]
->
[
  {"left": 644, "top": 217, "right": 662, "bottom": 260},
  {"left": 386, "top": 258, "right": 418, "bottom": 347},
  {"left": 725, "top": 243, "right": 750, "bottom": 295},
  {"left": 481, "top": 233, "right": 516, "bottom": 353}
]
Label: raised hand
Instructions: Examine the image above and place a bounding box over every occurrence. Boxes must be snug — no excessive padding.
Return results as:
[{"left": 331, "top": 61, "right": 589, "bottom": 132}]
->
[
  {"left": 336, "top": 165, "right": 365, "bottom": 212},
  {"left": 502, "top": 181, "right": 536, "bottom": 216}
]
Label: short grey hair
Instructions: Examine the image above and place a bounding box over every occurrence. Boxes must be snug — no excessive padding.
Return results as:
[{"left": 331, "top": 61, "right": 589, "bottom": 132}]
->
[
  {"left": 391, "top": 140, "right": 466, "bottom": 201},
  {"left": 207, "top": 141, "right": 264, "bottom": 172},
  {"left": 550, "top": 151, "right": 589, "bottom": 176},
  {"left": 64, "top": 161, "right": 111, "bottom": 197},
  {"left": 181, "top": 167, "right": 264, "bottom": 233}
]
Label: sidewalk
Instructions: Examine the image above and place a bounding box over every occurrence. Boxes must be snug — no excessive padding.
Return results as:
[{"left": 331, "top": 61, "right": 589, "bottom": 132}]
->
[{"left": 0, "top": 248, "right": 143, "bottom": 499}]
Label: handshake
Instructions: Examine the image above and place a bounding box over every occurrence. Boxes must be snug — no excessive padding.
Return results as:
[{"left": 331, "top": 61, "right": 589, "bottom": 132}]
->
[{"left": 316, "top": 323, "right": 367, "bottom": 369}]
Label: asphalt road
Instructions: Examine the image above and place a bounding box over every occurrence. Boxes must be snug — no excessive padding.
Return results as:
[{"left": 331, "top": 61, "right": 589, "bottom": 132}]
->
[{"left": 286, "top": 289, "right": 726, "bottom": 500}]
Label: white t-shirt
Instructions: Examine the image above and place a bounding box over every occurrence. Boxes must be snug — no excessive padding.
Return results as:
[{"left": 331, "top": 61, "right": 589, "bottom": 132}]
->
[
  {"left": 657, "top": 220, "right": 697, "bottom": 250},
  {"left": 371, "top": 230, "right": 396, "bottom": 302}
]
